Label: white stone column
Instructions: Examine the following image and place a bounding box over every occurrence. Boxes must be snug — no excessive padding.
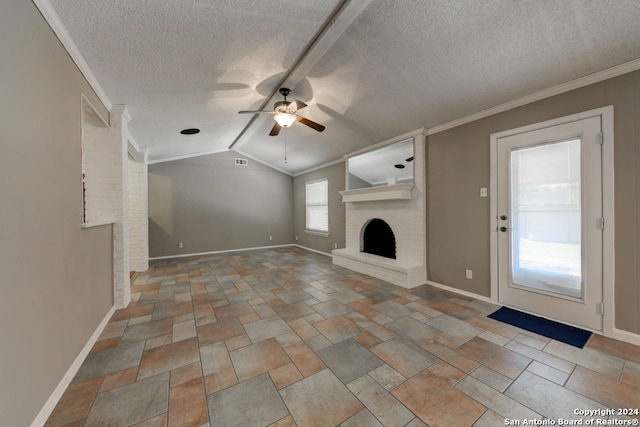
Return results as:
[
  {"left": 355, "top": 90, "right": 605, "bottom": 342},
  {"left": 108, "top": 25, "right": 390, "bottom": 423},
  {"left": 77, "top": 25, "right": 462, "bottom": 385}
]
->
[{"left": 110, "top": 105, "right": 131, "bottom": 308}]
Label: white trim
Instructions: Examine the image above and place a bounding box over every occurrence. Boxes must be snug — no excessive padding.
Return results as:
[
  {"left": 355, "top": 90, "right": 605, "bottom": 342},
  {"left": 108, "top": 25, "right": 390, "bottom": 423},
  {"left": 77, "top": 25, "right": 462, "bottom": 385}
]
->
[
  {"left": 293, "top": 157, "right": 345, "bottom": 177},
  {"left": 148, "top": 244, "right": 293, "bottom": 260},
  {"left": 611, "top": 327, "right": 640, "bottom": 347},
  {"left": 304, "top": 229, "right": 329, "bottom": 237},
  {"left": 489, "top": 106, "right": 615, "bottom": 337},
  {"left": 81, "top": 93, "right": 109, "bottom": 128},
  {"left": 343, "top": 128, "right": 427, "bottom": 159},
  {"left": 427, "top": 58, "right": 640, "bottom": 137},
  {"left": 30, "top": 306, "right": 116, "bottom": 427},
  {"left": 425, "top": 280, "right": 493, "bottom": 304},
  {"left": 293, "top": 244, "right": 332, "bottom": 257},
  {"left": 34, "top": 0, "right": 112, "bottom": 110},
  {"left": 339, "top": 184, "right": 413, "bottom": 202},
  {"left": 147, "top": 148, "right": 230, "bottom": 165}
]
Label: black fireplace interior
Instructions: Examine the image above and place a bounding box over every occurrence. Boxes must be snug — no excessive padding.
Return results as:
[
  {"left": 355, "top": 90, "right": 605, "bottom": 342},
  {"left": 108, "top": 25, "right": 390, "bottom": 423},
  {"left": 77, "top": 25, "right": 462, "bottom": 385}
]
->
[{"left": 362, "top": 218, "right": 396, "bottom": 259}]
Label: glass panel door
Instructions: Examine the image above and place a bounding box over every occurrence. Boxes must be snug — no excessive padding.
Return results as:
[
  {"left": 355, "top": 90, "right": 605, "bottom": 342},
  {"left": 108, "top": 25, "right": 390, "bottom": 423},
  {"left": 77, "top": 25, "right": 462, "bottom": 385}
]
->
[
  {"left": 510, "top": 139, "right": 582, "bottom": 299},
  {"left": 494, "top": 113, "right": 604, "bottom": 332}
]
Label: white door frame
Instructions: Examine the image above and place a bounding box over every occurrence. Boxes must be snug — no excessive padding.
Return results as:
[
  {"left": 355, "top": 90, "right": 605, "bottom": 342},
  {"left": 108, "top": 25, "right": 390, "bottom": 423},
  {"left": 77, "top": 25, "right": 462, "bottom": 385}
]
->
[{"left": 490, "top": 106, "right": 615, "bottom": 336}]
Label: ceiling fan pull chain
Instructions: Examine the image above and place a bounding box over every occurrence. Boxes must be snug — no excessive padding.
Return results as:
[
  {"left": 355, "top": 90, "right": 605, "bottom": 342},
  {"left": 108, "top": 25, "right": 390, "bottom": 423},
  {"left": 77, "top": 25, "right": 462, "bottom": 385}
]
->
[{"left": 284, "top": 132, "right": 288, "bottom": 164}]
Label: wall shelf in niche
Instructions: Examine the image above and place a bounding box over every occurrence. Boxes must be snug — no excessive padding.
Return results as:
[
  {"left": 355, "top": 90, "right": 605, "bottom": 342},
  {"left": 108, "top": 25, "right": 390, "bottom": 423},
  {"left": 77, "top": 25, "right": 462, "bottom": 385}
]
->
[{"left": 339, "top": 184, "right": 414, "bottom": 202}]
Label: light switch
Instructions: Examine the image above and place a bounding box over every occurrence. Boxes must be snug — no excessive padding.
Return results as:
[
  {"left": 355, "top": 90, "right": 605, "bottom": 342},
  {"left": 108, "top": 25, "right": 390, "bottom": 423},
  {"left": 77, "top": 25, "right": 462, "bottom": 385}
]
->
[{"left": 480, "top": 188, "right": 488, "bottom": 198}]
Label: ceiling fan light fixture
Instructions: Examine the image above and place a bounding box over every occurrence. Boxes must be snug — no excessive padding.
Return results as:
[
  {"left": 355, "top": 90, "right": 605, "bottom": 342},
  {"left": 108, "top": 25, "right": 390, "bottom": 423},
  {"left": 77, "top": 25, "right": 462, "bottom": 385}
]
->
[{"left": 274, "top": 112, "right": 296, "bottom": 128}]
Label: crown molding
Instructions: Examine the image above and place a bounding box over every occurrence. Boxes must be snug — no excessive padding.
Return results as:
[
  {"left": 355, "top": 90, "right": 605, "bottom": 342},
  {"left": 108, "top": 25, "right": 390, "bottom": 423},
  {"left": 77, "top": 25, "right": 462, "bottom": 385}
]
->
[
  {"left": 426, "top": 58, "right": 640, "bottom": 136},
  {"left": 33, "top": 0, "right": 112, "bottom": 111}
]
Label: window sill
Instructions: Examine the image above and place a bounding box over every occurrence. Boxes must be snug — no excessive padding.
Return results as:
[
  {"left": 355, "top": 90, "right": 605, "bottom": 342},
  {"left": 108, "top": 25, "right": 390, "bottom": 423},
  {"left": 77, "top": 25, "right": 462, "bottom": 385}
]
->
[
  {"left": 82, "top": 219, "right": 115, "bottom": 229},
  {"left": 305, "top": 229, "right": 329, "bottom": 237}
]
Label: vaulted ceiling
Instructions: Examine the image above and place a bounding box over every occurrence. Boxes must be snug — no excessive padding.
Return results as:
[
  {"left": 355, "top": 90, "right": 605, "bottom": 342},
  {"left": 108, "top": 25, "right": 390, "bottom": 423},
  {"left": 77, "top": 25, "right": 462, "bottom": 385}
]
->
[{"left": 44, "top": 0, "right": 640, "bottom": 174}]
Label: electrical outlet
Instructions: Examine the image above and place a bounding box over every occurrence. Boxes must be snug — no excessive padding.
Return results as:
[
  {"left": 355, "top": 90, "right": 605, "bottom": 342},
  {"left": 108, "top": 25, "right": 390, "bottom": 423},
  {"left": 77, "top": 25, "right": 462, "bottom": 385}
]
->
[
  {"left": 334, "top": 243, "right": 338, "bottom": 249},
  {"left": 295, "top": 236, "right": 298, "bottom": 241},
  {"left": 465, "top": 269, "right": 472, "bottom": 279},
  {"left": 269, "top": 235, "right": 273, "bottom": 241},
  {"left": 178, "top": 242, "right": 183, "bottom": 248}
]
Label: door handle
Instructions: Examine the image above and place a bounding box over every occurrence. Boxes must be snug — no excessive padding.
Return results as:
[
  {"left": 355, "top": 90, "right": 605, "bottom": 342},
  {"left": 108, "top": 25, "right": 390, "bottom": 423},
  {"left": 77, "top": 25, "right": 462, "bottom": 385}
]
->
[{"left": 499, "top": 226, "right": 510, "bottom": 232}]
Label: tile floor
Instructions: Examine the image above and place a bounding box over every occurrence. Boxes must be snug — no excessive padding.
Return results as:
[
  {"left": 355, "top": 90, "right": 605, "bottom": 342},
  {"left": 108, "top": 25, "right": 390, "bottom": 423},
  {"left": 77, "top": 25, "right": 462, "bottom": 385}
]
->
[{"left": 45, "top": 247, "right": 640, "bottom": 427}]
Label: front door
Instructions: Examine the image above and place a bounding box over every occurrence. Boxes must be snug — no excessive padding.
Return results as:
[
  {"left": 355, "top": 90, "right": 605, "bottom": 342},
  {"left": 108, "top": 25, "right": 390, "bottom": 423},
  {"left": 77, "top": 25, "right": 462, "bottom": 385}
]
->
[{"left": 494, "top": 114, "right": 603, "bottom": 332}]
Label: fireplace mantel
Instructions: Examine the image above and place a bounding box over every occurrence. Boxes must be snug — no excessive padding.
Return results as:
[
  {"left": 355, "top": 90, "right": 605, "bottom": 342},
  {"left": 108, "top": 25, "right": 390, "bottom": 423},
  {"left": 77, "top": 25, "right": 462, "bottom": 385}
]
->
[{"left": 339, "top": 184, "right": 413, "bottom": 203}]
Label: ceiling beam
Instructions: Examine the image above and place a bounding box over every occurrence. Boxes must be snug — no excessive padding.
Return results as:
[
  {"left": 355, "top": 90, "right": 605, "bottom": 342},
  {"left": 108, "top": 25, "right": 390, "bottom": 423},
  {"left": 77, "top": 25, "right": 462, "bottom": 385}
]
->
[{"left": 228, "top": 0, "right": 372, "bottom": 151}]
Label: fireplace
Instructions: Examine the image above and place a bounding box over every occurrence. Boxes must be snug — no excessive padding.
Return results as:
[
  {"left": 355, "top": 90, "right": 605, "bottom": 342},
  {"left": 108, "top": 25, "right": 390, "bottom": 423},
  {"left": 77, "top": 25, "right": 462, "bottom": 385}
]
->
[
  {"left": 362, "top": 219, "right": 396, "bottom": 259},
  {"left": 332, "top": 129, "right": 427, "bottom": 289}
]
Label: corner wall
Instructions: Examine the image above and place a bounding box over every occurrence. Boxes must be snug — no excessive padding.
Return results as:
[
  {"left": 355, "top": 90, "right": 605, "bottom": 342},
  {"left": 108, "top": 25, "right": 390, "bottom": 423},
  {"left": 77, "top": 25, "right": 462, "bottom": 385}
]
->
[
  {"left": 426, "top": 70, "right": 640, "bottom": 335},
  {"left": 0, "top": 1, "right": 115, "bottom": 424},
  {"left": 148, "top": 151, "right": 294, "bottom": 257},
  {"left": 293, "top": 162, "right": 346, "bottom": 254},
  {"left": 129, "top": 154, "right": 149, "bottom": 271}
]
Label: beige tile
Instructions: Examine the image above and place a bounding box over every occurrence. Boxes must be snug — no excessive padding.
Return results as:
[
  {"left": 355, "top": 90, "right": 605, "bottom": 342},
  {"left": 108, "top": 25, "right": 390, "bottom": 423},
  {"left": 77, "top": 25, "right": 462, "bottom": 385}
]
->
[
  {"left": 526, "top": 360, "right": 569, "bottom": 385},
  {"left": 347, "top": 375, "right": 414, "bottom": 427},
  {"left": 269, "top": 362, "right": 303, "bottom": 389},
  {"left": 469, "top": 365, "right": 512, "bottom": 392},
  {"left": 505, "top": 340, "right": 575, "bottom": 373},
  {"left": 138, "top": 337, "right": 200, "bottom": 380},
  {"left": 100, "top": 366, "right": 139, "bottom": 392},
  {"left": 44, "top": 377, "right": 103, "bottom": 427},
  {"left": 368, "top": 364, "right": 406, "bottom": 390},
  {"left": 168, "top": 378, "right": 208, "bottom": 427},
  {"left": 230, "top": 338, "right": 291, "bottom": 381},
  {"left": 505, "top": 371, "right": 606, "bottom": 420},
  {"left": 544, "top": 339, "right": 625, "bottom": 378},
  {"left": 203, "top": 366, "right": 237, "bottom": 395},
  {"left": 566, "top": 365, "right": 640, "bottom": 410},
  {"left": 458, "top": 337, "right": 531, "bottom": 379},
  {"left": 392, "top": 370, "right": 485, "bottom": 427},
  {"left": 287, "top": 317, "right": 319, "bottom": 340},
  {"left": 456, "top": 375, "right": 540, "bottom": 420},
  {"left": 280, "top": 369, "right": 363, "bottom": 426},
  {"left": 587, "top": 334, "right": 640, "bottom": 364},
  {"left": 427, "top": 360, "right": 466, "bottom": 385},
  {"left": 170, "top": 362, "right": 202, "bottom": 388},
  {"left": 315, "top": 315, "right": 364, "bottom": 343},
  {"left": 420, "top": 340, "right": 479, "bottom": 373},
  {"left": 283, "top": 341, "right": 326, "bottom": 377}
]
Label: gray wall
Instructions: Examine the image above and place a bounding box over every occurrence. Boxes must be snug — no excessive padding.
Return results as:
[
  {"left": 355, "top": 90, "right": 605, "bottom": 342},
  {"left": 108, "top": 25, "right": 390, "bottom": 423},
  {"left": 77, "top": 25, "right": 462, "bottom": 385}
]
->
[
  {"left": 427, "top": 70, "right": 640, "bottom": 334},
  {"left": 293, "top": 162, "right": 346, "bottom": 254},
  {"left": 148, "top": 151, "right": 294, "bottom": 257},
  {"left": 0, "top": 1, "right": 114, "bottom": 425}
]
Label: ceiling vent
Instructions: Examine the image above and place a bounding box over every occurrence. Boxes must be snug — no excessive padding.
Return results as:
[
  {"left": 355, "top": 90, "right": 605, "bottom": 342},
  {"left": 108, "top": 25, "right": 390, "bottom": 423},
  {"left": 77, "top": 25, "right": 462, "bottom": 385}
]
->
[{"left": 235, "top": 158, "right": 248, "bottom": 166}]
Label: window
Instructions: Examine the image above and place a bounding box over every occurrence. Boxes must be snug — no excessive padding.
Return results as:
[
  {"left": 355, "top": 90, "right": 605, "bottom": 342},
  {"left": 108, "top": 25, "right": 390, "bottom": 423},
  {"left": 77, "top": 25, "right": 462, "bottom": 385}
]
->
[{"left": 305, "top": 178, "right": 329, "bottom": 234}]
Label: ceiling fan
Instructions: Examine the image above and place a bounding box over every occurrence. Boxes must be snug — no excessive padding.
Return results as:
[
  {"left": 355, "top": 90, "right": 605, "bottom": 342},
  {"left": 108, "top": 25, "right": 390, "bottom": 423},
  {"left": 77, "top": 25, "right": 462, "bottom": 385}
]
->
[{"left": 239, "top": 88, "right": 326, "bottom": 136}]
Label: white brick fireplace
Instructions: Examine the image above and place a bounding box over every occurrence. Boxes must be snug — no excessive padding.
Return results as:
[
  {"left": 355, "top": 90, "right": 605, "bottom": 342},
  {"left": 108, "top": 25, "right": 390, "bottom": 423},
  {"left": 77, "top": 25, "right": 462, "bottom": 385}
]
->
[{"left": 332, "top": 129, "right": 427, "bottom": 288}]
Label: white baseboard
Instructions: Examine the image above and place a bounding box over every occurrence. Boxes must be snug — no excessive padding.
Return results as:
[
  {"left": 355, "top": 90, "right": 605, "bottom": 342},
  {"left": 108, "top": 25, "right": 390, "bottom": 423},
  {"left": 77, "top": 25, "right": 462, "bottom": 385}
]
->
[
  {"left": 425, "top": 280, "right": 493, "bottom": 303},
  {"left": 292, "top": 244, "right": 332, "bottom": 257},
  {"left": 612, "top": 327, "right": 640, "bottom": 346},
  {"left": 148, "top": 244, "right": 294, "bottom": 260},
  {"left": 30, "top": 305, "right": 116, "bottom": 427}
]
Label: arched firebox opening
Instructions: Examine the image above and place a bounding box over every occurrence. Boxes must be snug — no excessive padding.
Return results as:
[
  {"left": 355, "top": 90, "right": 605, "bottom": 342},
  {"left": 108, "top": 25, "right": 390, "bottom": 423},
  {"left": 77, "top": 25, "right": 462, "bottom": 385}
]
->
[{"left": 361, "top": 218, "right": 396, "bottom": 259}]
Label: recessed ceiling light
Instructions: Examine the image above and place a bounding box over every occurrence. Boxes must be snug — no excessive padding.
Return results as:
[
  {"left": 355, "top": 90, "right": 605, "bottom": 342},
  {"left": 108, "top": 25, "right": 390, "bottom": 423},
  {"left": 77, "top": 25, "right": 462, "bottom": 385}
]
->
[
  {"left": 180, "top": 128, "right": 200, "bottom": 135},
  {"left": 394, "top": 164, "right": 405, "bottom": 169}
]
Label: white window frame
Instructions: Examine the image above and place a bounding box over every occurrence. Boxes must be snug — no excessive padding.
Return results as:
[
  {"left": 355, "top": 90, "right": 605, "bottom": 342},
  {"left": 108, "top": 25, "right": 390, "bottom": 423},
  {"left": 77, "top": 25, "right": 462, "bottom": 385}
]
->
[{"left": 305, "top": 178, "right": 329, "bottom": 236}]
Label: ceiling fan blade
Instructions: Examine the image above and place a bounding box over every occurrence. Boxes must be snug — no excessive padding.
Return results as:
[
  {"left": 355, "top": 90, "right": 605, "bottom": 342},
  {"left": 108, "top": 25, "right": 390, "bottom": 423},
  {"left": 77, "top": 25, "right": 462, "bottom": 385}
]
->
[
  {"left": 238, "top": 110, "right": 276, "bottom": 114},
  {"left": 269, "top": 122, "right": 281, "bottom": 136},
  {"left": 290, "top": 100, "right": 307, "bottom": 111},
  {"left": 295, "top": 115, "right": 325, "bottom": 132}
]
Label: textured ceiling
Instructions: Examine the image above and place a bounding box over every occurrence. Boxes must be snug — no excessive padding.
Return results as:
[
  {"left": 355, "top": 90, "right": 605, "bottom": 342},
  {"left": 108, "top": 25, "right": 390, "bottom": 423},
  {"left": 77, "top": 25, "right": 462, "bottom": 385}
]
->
[{"left": 47, "top": 0, "right": 640, "bottom": 174}]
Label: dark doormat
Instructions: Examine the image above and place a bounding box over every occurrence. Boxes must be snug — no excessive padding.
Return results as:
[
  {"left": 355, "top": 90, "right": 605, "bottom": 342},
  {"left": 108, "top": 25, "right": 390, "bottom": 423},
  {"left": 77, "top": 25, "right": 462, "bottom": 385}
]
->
[{"left": 488, "top": 306, "right": 592, "bottom": 348}]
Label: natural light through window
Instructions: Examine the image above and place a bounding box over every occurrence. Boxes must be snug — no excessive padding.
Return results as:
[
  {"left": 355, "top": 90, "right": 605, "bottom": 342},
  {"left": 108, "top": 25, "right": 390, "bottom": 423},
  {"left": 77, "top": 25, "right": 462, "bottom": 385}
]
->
[{"left": 305, "top": 178, "right": 328, "bottom": 234}]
